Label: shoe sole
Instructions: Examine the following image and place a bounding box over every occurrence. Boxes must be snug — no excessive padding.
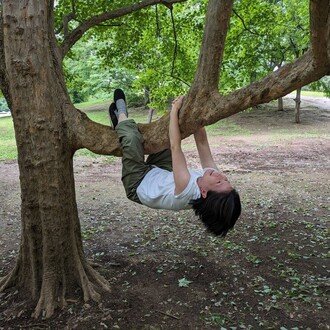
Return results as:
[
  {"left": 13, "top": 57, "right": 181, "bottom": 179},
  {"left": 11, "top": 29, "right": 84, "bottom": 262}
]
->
[
  {"left": 109, "top": 102, "right": 118, "bottom": 128},
  {"left": 114, "top": 88, "right": 126, "bottom": 102}
]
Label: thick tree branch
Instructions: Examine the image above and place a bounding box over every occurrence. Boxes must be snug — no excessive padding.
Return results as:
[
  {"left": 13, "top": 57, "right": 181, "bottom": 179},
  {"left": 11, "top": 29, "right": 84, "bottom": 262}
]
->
[
  {"left": 190, "top": 0, "right": 234, "bottom": 91},
  {"left": 310, "top": 0, "right": 330, "bottom": 68},
  {"left": 68, "top": 108, "right": 122, "bottom": 156},
  {"left": 60, "top": 0, "right": 186, "bottom": 59},
  {"left": 207, "top": 50, "right": 328, "bottom": 124},
  {"left": 72, "top": 49, "right": 328, "bottom": 156}
]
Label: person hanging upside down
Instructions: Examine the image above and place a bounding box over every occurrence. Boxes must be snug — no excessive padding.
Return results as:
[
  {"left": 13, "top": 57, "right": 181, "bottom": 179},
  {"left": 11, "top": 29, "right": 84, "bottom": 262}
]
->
[{"left": 109, "top": 89, "right": 241, "bottom": 237}]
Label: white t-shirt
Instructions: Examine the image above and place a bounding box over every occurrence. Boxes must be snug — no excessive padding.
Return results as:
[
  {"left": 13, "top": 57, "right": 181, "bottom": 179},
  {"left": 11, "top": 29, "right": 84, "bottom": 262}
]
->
[{"left": 136, "top": 167, "right": 211, "bottom": 211}]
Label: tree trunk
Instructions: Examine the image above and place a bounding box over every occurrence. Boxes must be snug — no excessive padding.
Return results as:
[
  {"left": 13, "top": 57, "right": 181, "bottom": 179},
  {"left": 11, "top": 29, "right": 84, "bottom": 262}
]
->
[
  {"left": 144, "top": 86, "right": 150, "bottom": 109},
  {"left": 294, "top": 88, "right": 302, "bottom": 123},
  {"left": 278, "top": 97, "right": 284, "bottom": 111},
  {"left": 0, "top": 0, "right": 109, "bottom": 318},
  {"left": 147, "top": 108, "right": 155, "bottom": 123}
]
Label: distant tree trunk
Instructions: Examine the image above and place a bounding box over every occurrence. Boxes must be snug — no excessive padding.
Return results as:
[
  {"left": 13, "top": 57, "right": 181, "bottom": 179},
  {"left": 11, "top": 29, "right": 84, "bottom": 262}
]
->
[
  {"left": 144, "top": 86, "right": 150, "bottom": 109},
  {"left": 147, "top": 108, "right": 155, "bottom": 123},
  {"left": 295, "top": 88, "right": 302, "bottom": 123},
  {"left": 278, "top": 97, "right": 284, "bottom": 111},
  {"left": 250, "top": 71, "right": 260, "bottom": 110}
]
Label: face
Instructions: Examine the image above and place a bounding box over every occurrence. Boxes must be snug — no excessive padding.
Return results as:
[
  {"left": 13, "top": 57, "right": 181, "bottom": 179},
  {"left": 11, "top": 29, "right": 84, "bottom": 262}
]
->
[{"left": 198, "top": 169, "right": 233, "bottom": 198}]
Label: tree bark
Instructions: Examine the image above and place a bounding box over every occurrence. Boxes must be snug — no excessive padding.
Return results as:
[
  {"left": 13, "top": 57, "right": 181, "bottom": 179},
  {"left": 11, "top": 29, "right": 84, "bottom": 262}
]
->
[
  {"left": 0, "top": 0, "right": 110, "bottom": 318},
  {"left": 190, "top": 0, "right": 234, "bottom": 91},
  {"left": 147, "top": 108, "right": 155, "bottom": 123},
  {"left": 295, "top": 88, "right": 302, "bottom": 124},
  {"left": 310, "top": 0, "right": 330, "bottom": 68}
]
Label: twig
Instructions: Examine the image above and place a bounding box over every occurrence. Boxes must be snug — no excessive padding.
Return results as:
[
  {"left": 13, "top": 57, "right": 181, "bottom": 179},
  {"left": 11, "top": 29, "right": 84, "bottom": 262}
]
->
[
  {"left": 167, "top": 7, "right": 191, "bottom": 87},
  {"left": 155, "top": 4, "right": 161, "bottom": 38},
  {"left": 156, "top": 309, "right": 180, "bottom": 320},
  {"left": 233, "top": 8, "right": 260, "bottom": 36},
  {"left": 169, "top": 74, "right": 191, "bottom": 87},
  {"left": 169, "top": 6, "right": 177, "bottom": 77},
  {"left": 96, "top": 23, "right": 123, "bottom": 27},
  {"left": 71, "top": 0, "right": 76, "bottom": 16}
]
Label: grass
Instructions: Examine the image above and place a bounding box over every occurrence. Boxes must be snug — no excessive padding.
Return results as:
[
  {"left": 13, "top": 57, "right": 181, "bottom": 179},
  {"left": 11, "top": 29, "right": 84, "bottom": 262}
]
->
[
  {"left": 0, "top": 116, "right": 16, "bottom": 160},
  {"left": 301, "top": 90, "right": 327, "bottom": 97},
  {"left": 74, "top": 98, "right": 111, "bottom": 109},
  {"left": 206, "top": 118, "right": 252, "bottom": 136}
]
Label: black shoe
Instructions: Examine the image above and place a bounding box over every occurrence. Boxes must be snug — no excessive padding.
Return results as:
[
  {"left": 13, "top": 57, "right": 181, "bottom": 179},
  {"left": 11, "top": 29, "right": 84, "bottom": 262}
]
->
[
  {"left": 114, "top": 88, "right": 128, "bottom": 117},
  {"left": 114, "top": 88, "right": 126, "bottom": 103},
  {"left": 108, "top": 102, "right": 118, "bottom": 128}
]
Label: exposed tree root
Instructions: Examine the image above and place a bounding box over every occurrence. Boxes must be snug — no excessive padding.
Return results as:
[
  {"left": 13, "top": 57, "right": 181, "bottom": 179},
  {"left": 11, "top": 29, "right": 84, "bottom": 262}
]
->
[
  {"left": 31, "top": 262, "right": 111, "bottom": 319},
  {"left": 0, "top": 262, "right": 19, "bottom": 292},
  {"left": 32, "top": 277, "right": 57, "bottom": 319},
  {"left": 86, "top": 264, "right": 111, "bottom": 293}
]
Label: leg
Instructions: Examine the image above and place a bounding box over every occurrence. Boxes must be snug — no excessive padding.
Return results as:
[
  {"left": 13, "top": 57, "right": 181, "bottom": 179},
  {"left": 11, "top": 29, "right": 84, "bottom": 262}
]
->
[
  {"left": 112, "top": 89, "right": 150, "bottom": 203},
  {"left": 146, "top": 149, "right": 172, "bottom": 171},
  {"left": 116, "top": 119, "right": 150, "bottom": 203}
]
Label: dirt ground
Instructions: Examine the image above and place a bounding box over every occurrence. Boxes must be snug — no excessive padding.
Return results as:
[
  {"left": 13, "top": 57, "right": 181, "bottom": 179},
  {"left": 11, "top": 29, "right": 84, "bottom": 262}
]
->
[{"left": 0, "top": 96, "right": 329, "bottom": 329}]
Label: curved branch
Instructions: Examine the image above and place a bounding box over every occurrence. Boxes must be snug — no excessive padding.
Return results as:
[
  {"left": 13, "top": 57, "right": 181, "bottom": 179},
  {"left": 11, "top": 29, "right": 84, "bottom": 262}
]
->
[
  {"left": 206, "top": 50, "right": 328, "bottom": 124},
  {"left": 72, "top": 49, "right": 328, "bottom": 157},
  {"left": 60, "top": 0, "right": 186, "bottom": 59},
  {"left": 310, "top": 0, "right": 330, "bottom": 68},
  {"left": 191, "top": 0, "right": 234, "bottom": 91}
]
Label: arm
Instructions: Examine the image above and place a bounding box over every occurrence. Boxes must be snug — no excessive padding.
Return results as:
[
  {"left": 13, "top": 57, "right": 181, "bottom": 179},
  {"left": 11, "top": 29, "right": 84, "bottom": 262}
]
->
[
  {"left": 169, "top": 96, "right": 191, "bottom": 195},
  {"left": 194, "top": 127, "right": 218, "bottom": 170}
]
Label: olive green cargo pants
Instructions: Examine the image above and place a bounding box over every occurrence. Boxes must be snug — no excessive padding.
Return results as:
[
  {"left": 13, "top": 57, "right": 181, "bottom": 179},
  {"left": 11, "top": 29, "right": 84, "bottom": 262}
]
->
[{"left": 116, "top": 119, "right": 172, "bottom": 204}]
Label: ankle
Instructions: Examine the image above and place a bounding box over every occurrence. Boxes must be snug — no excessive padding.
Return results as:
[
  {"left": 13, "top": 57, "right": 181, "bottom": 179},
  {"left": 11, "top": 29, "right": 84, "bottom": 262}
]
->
[{"left": 118, "top": 113, "right": 128, "bottom": 123}]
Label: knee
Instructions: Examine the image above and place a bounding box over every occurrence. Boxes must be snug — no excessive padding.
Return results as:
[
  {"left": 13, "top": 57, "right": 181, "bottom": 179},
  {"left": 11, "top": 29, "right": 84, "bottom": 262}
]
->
[{"left": 120, "top": 131, "right": 142, "bottom": 145}]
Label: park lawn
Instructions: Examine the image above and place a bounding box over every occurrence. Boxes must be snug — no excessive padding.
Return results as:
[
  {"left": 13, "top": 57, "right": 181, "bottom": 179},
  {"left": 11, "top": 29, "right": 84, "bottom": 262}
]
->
[
  {"left": 0, "top": 116, "right": 16, "bottom": 160},
  {"left": 300, "top": 90, "right": 326, "bottom": 97}
]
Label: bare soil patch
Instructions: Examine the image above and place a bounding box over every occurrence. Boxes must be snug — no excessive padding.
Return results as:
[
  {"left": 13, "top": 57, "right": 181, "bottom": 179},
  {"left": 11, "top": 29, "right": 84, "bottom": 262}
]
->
[{"left": 0, "top": 98, "right": 329, "bottom": 329}]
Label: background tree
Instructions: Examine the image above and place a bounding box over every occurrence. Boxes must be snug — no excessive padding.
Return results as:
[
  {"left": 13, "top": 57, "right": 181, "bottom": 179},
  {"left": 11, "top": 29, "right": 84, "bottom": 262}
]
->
[{"left": 0, "top": 0, "right": 329, "bottom": 319}]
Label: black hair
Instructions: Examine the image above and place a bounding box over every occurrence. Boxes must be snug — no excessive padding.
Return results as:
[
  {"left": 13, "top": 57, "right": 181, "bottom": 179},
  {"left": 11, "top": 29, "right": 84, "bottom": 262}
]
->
[{"left": 190, "top": 189, "right": 241, "bottom": 237}]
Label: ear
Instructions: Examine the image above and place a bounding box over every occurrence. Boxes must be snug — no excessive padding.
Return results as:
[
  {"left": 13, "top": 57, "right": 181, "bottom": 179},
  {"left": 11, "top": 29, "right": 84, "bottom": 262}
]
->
[{"left": 201, "top": 188, "right": 207, "bottom": 199}]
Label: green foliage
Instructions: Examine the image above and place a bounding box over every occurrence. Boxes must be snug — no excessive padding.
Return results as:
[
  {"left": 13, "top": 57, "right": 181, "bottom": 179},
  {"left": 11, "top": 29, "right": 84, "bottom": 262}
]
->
[
  {"left": 95, "top": 2, "right": 204, "bottom": 109},
  {"left": 55, "top": 0, "right": 322, "bottom": 109},
  {"left": 178, "top": 277, "right": 193, "bottom": 287},
  {"left": 64, "top": 38, "right": 144, "bottom": 104},
  {"left": 0, "top": 97, "right": 9, "bottom": 112},
  {"left": 221, "top": 0, "right": 309, "bottom": 92},
  {"left": 307, "top": 76, "right": 330, "bottom": 97}
]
